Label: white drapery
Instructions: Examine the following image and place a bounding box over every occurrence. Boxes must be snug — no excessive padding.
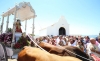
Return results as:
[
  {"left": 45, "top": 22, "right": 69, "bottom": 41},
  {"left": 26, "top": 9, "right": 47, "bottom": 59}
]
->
[{"left": 2, "top": 2, "right": 36, "bottom": 21}]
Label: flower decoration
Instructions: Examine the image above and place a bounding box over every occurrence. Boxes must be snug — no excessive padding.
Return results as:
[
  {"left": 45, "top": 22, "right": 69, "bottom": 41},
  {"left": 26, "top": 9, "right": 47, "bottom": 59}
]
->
[{"left": 13, "top": 35, "right": 31, "bottom": 49}]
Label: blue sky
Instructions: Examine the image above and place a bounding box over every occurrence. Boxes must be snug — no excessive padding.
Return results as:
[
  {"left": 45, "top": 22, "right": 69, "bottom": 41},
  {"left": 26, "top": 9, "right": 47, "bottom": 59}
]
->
[{"left": 0, "top": 0, "right": 100, "bottom": 35}]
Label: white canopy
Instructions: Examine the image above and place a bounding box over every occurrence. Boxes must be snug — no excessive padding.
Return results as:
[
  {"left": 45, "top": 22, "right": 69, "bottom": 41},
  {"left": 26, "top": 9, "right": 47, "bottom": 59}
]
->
[
  {"left": 1, "top": 2, "right": 35, "bottom": 21},
  {"left": 1, "top": 2, "right": 36, "bottom": 48}
]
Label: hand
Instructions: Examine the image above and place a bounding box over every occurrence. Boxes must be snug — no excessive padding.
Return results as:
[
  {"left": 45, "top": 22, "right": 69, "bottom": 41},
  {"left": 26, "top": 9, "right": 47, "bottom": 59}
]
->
[{"left": 91, "top": 48, "right": 96, "bottom": 52}]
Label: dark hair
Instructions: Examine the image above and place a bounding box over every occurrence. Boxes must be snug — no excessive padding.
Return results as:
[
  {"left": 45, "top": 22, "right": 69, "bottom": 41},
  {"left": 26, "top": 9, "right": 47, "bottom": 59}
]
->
[
  {"left": 78, "top": 40, "right": 84, "bottom": 46},
  {"left": 17, "top": 19, "right": 21, "bottom": 26},
  {"left": 76, "top": 38, "right": 78, "bottom": 40},
  {"left": 86, "top": 36, "right": 90, "bottom": 39}
]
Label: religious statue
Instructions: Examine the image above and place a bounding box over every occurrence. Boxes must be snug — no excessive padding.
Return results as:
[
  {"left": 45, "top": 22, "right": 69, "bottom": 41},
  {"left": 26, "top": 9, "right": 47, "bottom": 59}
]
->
[{"left": 15, "top": 19, "right": 22, "bottom": 33}]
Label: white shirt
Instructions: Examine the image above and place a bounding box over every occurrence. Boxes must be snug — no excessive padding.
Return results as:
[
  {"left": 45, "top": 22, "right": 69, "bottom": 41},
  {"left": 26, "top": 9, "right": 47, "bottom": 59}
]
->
[
  {"left": 72, "top": 40, "right": 77, "bottom": 46},
  {"left": 43, "top": 39, "right": 48, "bottom": 43},
  {"left": 68, "top": 40, "right": 77, "bottom": 46},
  {"left": 87, "top": 42, "right": 100, "bottom": 57},
  {"left": 55, "top": 37, "right": 60, "bottom": 46},
  {"left": 59, "top": 39, "right": 66, "bottom": 46},
  {"left": 62, "top": 40, "right": 66, "bottom": 45},
  {"left": 68, "top": 42, "right": 71, "bottom": 46}
]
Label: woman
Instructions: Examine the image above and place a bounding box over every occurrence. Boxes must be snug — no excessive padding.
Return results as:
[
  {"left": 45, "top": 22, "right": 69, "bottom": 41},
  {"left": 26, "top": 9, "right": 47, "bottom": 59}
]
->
[
  {"left": 47, "top": 38, "right": 52, "bottom": 44},
  {"left": 51, "top": 37, "right": 56, "bottom": 46},
  {"left": 63, "top": 37, "right": 68, "bottom": 45},
  {"left": 84, "top": 36, "right": 90, "bottom": 44},
  {"left": 77, "top": 40, "right": 85, "bottom": 52},
  {"left": 35, "top": 38, "right": 40, "bottom": 44},
  {"left": 15, "top": 19, "right": 22, "bottom": 33}
]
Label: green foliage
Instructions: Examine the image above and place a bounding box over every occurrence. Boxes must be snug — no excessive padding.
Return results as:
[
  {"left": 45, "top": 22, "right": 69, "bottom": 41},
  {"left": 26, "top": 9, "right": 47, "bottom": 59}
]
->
[
  {"left": 30, "top": 34, "right": 35, "bottom": 36},
  {"left": 13, "top": 36, "right": 31, "bottom": 49},
  {"left": 6, "top": 28, "right": 12, "bottom": 33}
]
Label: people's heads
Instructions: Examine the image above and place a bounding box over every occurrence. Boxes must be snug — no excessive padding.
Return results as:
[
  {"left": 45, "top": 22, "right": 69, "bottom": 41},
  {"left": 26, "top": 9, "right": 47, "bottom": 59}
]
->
[
  {"left": 47, "top": 38, "right": 51, "bottom": 42},
  {"left": 39, "top": 37, "right": 43, "bottom": 41},
  {"left": 59, "top": 35, "right": 62, "bottom": 39},
  {"left": 90, "top": 38, "right": 96, "bottom": 44},
  {"left": 43, "top": 37, "right": 46, "bottom": 40},
  {"left": 78, "top": 40, "right": 84, "bottom": 46},
  {"left": 85, "top": 36, "right": 90, "bottom": 40},
  {"left": 69, "top": 38, "right": 74, "bottom": 44},
  {"left": 78, "top": 36, "right": 81, "bottom": 40}
]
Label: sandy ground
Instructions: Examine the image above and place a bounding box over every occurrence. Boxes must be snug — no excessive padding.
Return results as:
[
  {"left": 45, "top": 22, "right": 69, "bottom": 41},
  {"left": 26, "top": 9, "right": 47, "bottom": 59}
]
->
[{"left": 8, "top": 59, "right": 17, "bottom": 61}]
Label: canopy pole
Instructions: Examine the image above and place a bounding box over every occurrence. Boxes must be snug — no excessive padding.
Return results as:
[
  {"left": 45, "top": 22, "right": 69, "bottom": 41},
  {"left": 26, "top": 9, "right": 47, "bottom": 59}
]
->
[
  {"left": 25, "top": 20, "right": 27, "bottom": 33},
  {"left": 32, "top": 15, "right": 37, "bottom": 40},
  {"left": 6, "top": 14, "right": 9, "bottom": 33},
  {"left": 1, "top": 16, "right": 4, "bottom": 34},
  {"left": 32, "top": 18, "right": 34, "bottom": 40},
  {"left": 11, "top": 5, "right": 17, "bottom": 48}
]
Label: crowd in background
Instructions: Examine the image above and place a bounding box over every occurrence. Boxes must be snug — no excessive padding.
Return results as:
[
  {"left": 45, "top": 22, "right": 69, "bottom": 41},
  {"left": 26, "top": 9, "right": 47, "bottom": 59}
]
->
[{"left": 34, "top": 35, "right": 100, "bottom": 57}]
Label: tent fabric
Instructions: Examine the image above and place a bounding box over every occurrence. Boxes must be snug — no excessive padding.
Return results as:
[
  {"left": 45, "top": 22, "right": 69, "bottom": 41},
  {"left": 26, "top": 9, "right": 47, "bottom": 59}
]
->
[{"left": 1, "top": 2, "right": 35, "bottom": 21}]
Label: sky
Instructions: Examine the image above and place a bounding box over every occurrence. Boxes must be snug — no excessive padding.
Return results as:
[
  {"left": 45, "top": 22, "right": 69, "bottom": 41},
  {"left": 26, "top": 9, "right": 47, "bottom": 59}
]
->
[{"left": 0, "top": 0, "right": 100, "bottom": 35}]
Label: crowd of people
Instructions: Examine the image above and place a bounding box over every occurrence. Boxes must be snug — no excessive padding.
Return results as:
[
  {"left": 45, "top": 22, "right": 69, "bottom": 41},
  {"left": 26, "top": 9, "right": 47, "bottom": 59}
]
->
[{"left": 34, "top": 35, "right": 100, "bottom": 57}]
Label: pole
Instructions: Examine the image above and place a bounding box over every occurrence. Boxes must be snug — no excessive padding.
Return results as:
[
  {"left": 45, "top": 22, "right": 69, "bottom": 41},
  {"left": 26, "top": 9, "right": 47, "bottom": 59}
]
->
[
  {"left": 25, "top": 20, "right": 27, "bottom": 32},
  {"left": 32, "top": 15, "right": 37, "bottom": 40},
  {"left": 32, "top": 18, "right": 34, "bottom": 40},
  {"left": 11, "top": 5, "right": 17, "bottom": 48},
  {"left": 6, "top": 14, "right": 9, "bottom": 33},
  {"left": 1, "top": 16, "right": 4, "bottom": 34}
]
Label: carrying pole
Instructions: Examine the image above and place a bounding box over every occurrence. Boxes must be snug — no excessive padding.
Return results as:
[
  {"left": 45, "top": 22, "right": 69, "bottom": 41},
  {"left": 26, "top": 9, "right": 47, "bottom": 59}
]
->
[
  {"left": 11, "top": 5, "right": 17, "bottom": 48},
  {"left": 1, "top": 15, "right": 4, "bottom": 34}
]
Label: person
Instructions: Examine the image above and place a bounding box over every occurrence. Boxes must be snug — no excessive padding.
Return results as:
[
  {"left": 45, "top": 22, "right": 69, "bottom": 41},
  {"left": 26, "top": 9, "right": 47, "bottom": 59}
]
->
[
  {"left": 77, "top": 40, "right": 85, "bottom": 52},
  {"left": 51, "top": 37, "right": 56, "bottom": 46},
  {"left": 59, "top": 37, "right": 66, "bottom": 46},
  {"left": 97, "top": 37, "right": 100, "bottom": 43},
  {"left": 86, "top": 38, "right": 100, "bottom": 57},
  {"left": 42, "top": 37, "right": 48, "bottom": 43},
  {"left": 15, "top": 19, "right": 22, "bottom": 33},
  {"left": 84, "top": 36, "right": 90, "bottom": 44},
  {"left": 64, "top": 37, "right": 68, "bottom": 45},
  {"left": 55, "top": 36, "right": 60, "bottom": 46},
  {"left": 68, "top": 38, "right": 77, "bottom": 46},
  {"left": 35, "top": 38, "right": 40, "bottom": 44},
  {"left": 47, "top": 38, "right": 52, "bottom": 44}
]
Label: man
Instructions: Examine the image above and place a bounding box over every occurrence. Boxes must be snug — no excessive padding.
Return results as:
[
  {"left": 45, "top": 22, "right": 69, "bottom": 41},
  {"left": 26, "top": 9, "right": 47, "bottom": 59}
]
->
[
  {"left": 55, "top": 36, "right": 60, "bottom": 46},
  {"left": 43, "top": 37, "right": 48, "bottom": 43},
  {"left": 68, "top": 38, "right": 77, "bottom": 46},
  {"left": 86, "top": 38, "right": 100, "bottom": 57},
  {"left": 59, "top": 37, "right": 66, "bottom": 46}
]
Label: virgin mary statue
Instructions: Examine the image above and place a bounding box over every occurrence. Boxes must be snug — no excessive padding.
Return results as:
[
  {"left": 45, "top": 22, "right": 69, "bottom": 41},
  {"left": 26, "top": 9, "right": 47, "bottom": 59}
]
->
[
  {"left": 14, "top": 19, "right": 22, "bottom": 42},
  {"left": 15, "top": 19, "right": 22, "bottom": 33}
]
